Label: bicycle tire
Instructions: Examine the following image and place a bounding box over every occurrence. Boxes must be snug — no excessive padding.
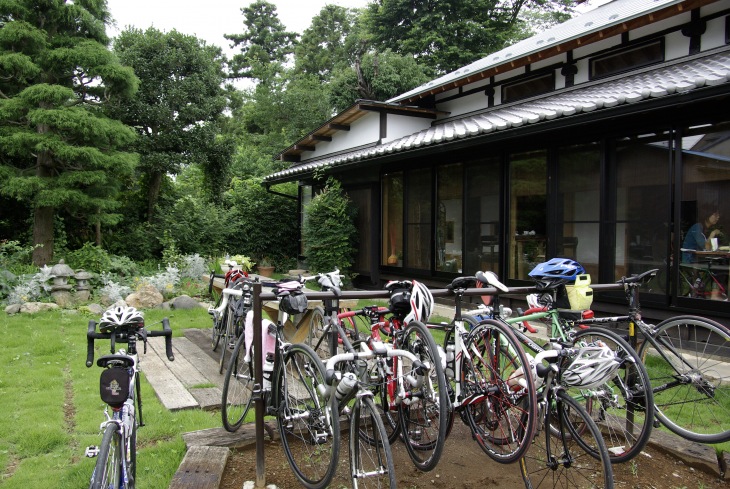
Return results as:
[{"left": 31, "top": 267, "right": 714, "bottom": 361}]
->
[
  {"left": 211, "top": 299, "right": 224, "bottom": 351},
  {"left": 222, "top": 334, "right": 255, "bottom": 432},
  {"left": 570, "top": 326, "right": 654, "bottom": 463},
  {"left": 305, "top": 306, "right": 334, "bottom": 359},
  {"left": 89, "top": 423, "right": 123, "bottom": 489},
  {"left": 520, "top": 389, "right": 614, "bottom": 489},
  {"left": 276, "top": 343, "right": 339, "bottom": 489},
  {"left": 396, "top": 320, "right": 449, "bottom": 472},
  {"left": 350, "top": 395, "right": 397, "bottom": 488},
  {"left": 218, "top": 307, "right": 234, "bottom": 374},
  {"left": 638, "top": 315, "right": 730, "bottom": 443},
  {"left": 462, "top": 318, "right": 537, "bottom": 464}
]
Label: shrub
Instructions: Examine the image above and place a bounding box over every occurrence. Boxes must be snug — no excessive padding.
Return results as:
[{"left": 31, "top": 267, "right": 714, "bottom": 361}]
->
[{"left": 302, "top": 178, "right": 358, "bottom": 278}]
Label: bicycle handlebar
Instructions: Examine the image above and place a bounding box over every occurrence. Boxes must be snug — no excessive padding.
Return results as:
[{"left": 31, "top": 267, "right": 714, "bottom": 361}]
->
[{"left": 86, "top": 317, "right": 174, "bottom": 367}]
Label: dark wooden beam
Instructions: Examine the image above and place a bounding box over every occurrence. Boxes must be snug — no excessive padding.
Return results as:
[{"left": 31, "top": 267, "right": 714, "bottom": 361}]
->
[
  {"left": 328, "top": 123, "right": 350, "bottom": 131},
  {"left": 312, "top": 135, "right": 332, "bottom": 142},
  {"left": 294, "top": 144, "right": 315, "bottom": 152}
]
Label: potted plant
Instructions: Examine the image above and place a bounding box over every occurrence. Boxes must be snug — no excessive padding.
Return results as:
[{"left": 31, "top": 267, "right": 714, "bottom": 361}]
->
[{"left": 256, "top": 257, "right": 275, "bottom": 277}]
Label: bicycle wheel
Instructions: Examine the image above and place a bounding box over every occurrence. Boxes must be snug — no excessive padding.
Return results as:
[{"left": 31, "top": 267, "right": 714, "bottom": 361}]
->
[
  {"left": 396, "top": 320, "right": 449, "bottom": 472},
  {"left": 520, "top": 390, "right": 614, "bottom": 489},
  {"left": 441, "top": 314, "right": 479, "bottom": 437},
  {"left": 462, "top": 318, "right": 537, "bottom": 464},
  {"left": 570, "top": 327, "right": 654, "bottom": 463},
  {"left": 354, "top": 340, "right": 400, "bottom": 444},
  {"left": 211, "top": 300, "right": 224, "bottom": 351},
  {"left": 89, "top": 423, "right": 122, "bottom": 489},
  {"left": 218, "top": 307, "right": 234, "bottom": 374},
  {"left": 638, "top": 315, "right": 730, "bottom": 443},
  {"left": 276, "top": 343, "right": 339, "bottom": 489},
  {"left": 350, "top": 394, "right": 397, "bottom": 488},
  {"left": 222, "top": 334, "right": 255, "bottom": 432}
]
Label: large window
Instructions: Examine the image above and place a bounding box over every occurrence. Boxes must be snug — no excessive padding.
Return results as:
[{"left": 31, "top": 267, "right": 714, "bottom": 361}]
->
[
  {"left": 382, "top": 172, "right": 403, "bottom": 267},
  {"left": 678, "top": 122, "right": 730, "bottom": 301},
  {"left": 406, "top": 168, "right": 433, "bottom": 270},
  {"left": 436, "top": 164, "right": 463, "bottom": 273},
  {"left": 508, "top": 150, "right": 547, "bottom": 280},
  {"left": 614, "top": 132, "right": 671, "bottom": 282},
  {"left": 464, "top": 157, "right": 501, "bottom": 274},
  {"left": 557, "top": 143, "right": 601, "bottom": 277}
]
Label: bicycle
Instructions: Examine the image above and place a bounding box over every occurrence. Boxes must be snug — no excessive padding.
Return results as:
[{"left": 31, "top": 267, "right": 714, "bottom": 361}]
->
[
  {"left": 657, "top": 252, "right": 728, "bottom": 299},
  {"left": 432, "top": 273, "right": 539, "bottom": 464},
  {"left": 208, "top": 260, "right": 249, "bottom": 373},
  {"left": 322, "top": 314, "right": 440, "bottom": 487},
  {"left": 568, "top": 268, "right": 730, "bottom": 443},
  {"left": 519, "top": 343, "right": 615, "bottom": 488},
  {"left": 84, "top": 306, "right": 174, "bottom": 489},
  {"left": 307, "top": 278, "right": 450, "bottom": 472},
  {"left": 217, "top": 280, "right": 339, "bottom": 489},
  {"left": 466, "top": 269, "right": 654, "bottom": 464}
]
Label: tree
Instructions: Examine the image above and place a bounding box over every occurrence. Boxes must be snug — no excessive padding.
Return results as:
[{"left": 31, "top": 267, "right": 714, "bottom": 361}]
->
[
  {"left": 225, "top": 0, "right": 298, "bottom": 84},
  {"left": 108, "top": 27, "right": 230, "bottom": 221},
  {"left": 329, "top": 50, "right": 431, "bottom": 112},
  {"left": 0, "top": 0, "right": 139, "bottom": 265},
  {"left": 364, "top": 0, "right": 575, "bottom": 74},
  {"left": 293, "top": 5, "right": 358, "bottom": 81}
]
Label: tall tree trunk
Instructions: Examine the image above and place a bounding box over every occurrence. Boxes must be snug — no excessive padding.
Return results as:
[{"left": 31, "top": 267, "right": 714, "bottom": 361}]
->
[
  {"left": 147, "top": 170, "right": 163, "bottom": 223},
  {"left": 32, "top": 147, "right": 55, "bottom": 266},
  {"left": 95, "top": 208, "right": 102, "bottom": 246}
]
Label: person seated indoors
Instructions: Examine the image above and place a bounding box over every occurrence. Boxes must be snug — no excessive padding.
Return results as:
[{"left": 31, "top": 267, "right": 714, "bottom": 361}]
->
[{"left": 682, "top": 207, "right": 721, "bottom": 264}]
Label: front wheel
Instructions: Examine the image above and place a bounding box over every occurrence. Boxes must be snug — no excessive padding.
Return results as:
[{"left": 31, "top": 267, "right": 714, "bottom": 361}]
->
[
  {"left": 638, "top": 315, "right": 730, "bottom": 443},
  {"left": 520, "top": 390, "right": 614, "bottom": 488},
  {"left": 276, "top": 343, "right": 339, "bottom": 489},
  {"left": 462, "top": 318, "right": 537, "bottom": 464},
  {"left": 396, "top": 320, "right": 449, "bottom": 472},
  {"left": 89, "top": 423, "right": 123, "bottom": 489},
  {"left": 350, "top": 395, "right": 397, "bottom": 488},
  {"left": 218, "top": 308, "right": 235, "bottom": 374}
]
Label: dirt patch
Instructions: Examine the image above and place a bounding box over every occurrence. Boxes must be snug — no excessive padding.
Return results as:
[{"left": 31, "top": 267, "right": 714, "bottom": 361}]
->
[{"left": 219, "top": 421, "right": 726, "bottom": 489}]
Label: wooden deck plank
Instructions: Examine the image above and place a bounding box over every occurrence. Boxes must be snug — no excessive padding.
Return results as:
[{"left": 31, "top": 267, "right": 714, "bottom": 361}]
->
[
  {"left": 190, "top": 387, "right": 222, "bottom": 411},
  {"left": 176, "top": 331, "right": 226, "bottom": 389},
  {"left": 148, "top": 336, "right": 210, "bottom": 388},
  {"left": 140, "top": 339, "right": 198, "bottom": 411},
  {"left": 168, "top": 445, "right": 229, "bottom": 489}
]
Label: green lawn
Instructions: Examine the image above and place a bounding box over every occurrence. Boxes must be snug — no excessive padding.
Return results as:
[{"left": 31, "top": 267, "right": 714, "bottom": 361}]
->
[{"left": 0, "top": 307, "right": 219, "bottom": 489}]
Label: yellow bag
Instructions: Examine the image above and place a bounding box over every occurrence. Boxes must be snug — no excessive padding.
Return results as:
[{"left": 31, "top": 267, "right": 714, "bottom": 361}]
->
[{"left": 566, "top": 274, "right": 593, "bottom": 310}]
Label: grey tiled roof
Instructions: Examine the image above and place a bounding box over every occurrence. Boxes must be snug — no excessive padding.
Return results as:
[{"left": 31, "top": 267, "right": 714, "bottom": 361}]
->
[
  {"left": 264, "top": 51, "right": 730, "bottom": 183},
  {"left": 389, "top": 0, "right": 686, "bottom": 103}
]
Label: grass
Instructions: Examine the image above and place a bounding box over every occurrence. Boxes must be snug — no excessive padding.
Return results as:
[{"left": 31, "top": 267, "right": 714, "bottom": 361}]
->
[{"left": 0, "top": 308, "right": 219, "bottom": 489}]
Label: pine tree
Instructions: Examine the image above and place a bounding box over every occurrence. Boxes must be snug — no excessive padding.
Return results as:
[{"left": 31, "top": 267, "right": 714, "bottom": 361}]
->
[{"left": 0, "top": 0, "right": 139, "bottom": 265}]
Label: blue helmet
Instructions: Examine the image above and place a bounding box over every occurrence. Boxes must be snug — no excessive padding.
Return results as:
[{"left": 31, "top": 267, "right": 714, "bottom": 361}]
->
[{"left": 528, "top": 258, "right": 585, "bottom": 283}]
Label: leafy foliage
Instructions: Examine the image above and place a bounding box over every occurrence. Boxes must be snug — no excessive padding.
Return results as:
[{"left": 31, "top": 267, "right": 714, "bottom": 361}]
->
[
  {"left": 0, "top": 0, "right": 140, "bottom": 265},
  {"left": 302, "top": 178, "right": 358, "bottom": 277}
]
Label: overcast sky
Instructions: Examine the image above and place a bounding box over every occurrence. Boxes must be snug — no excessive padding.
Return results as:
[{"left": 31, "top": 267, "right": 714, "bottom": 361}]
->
[{"left": 105, "top": 0, "right": 370, "bottom": 58}]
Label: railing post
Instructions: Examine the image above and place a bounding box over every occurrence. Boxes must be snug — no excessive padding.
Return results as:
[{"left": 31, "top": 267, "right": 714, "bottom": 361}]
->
[{"left": 253, "top": 282, "right": 266, "bottom": 489}]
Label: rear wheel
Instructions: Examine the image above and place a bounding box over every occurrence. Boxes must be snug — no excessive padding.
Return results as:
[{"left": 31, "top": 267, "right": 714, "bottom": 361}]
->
[
  {"left": 638, "top": 316, "right": 730, "bottom": 443},
  {"left": 222, "top": 334, "right": 255, "bottom": 432},
  {"left": 277, "top": 343, "right": 339, "bottom": 489},
  {"left": 89, "top": 423, "right": 122, "bottom": 489},
  {"left": 462, "top": 318, "right": 537, "bottom": 464},
  {"left": 218, "top": 307, "right": 235, "bottom": 374},
  {"left": 570, "top": 327, "right": 654, "bottom": 463}
]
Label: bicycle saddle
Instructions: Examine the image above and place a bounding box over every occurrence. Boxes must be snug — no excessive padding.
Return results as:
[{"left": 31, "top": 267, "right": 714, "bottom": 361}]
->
[{"left": 97, "top": 354, "right": 135, "bottom": 369}]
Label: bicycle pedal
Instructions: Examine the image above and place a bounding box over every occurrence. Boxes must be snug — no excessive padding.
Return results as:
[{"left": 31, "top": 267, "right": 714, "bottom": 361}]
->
[
  {"left": 85, "top": 446, "right": 100, "bottom": 458},
  {"left": 312, "top": 431, "right": 329, "bottom": 445},
  {"left": 653, "top": 419, "right": 661, "bottom": 428}
]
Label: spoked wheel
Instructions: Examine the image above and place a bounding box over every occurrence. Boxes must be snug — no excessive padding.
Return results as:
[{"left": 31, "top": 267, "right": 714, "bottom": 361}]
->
[
  {"left": 89, "top": 423, "right": 123, "bottom": 489},
  {"left": 356, "top": 345, "right": 400, "bottom": 445},
  {"left": 305, "top": 306, "right": 333, "bottom": 360},
  {"left": 218, "top": 308, "right": 235, "bottom": 374},
  {"left": 569, "top": 327, "right": 654, "bottom": 463},
  {"left": 350, "top": 395, "right": 397, "bottom": 488},
  {"left": 638, "top": 315, "right": 730, "bottom": 443},
  {"left": 520, "top": 390, "right": 614, "bottom": 489},
  {"left": 461, "top": 318, "right": 537, "bottom": 464},
  {"left": 277, "top": 343, "right": 339, "bottom": 489},
  {"left": 396, "top": 320, "right": 449, "bottom": 472},
  {"left": 222, "top": 335, "right": 255, "bottom": 432}
]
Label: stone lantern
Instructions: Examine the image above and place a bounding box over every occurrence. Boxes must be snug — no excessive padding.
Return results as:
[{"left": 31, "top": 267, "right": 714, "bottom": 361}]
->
[
  {"left": 74, "top": 269, "right": 92, "bottom": 302},
  {"left": 50, "top": 259, "right": 74, "bottom": 307}
]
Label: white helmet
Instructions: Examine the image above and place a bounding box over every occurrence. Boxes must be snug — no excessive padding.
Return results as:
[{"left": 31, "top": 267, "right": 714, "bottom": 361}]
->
[
  {"left": 404, "top": 280, "right": 434, "bottom": 323},
  {"left": 561, "top": 342, "right": 621, "bottom": 389},
  {"left": 100, "top": 306, "right": 144, "bottom": 332}
]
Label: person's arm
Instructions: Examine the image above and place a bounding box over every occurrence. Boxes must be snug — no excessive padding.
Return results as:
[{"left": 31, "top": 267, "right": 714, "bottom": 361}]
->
[{"left": 684, "top": 223, "right": 705, "bottom": 251}]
